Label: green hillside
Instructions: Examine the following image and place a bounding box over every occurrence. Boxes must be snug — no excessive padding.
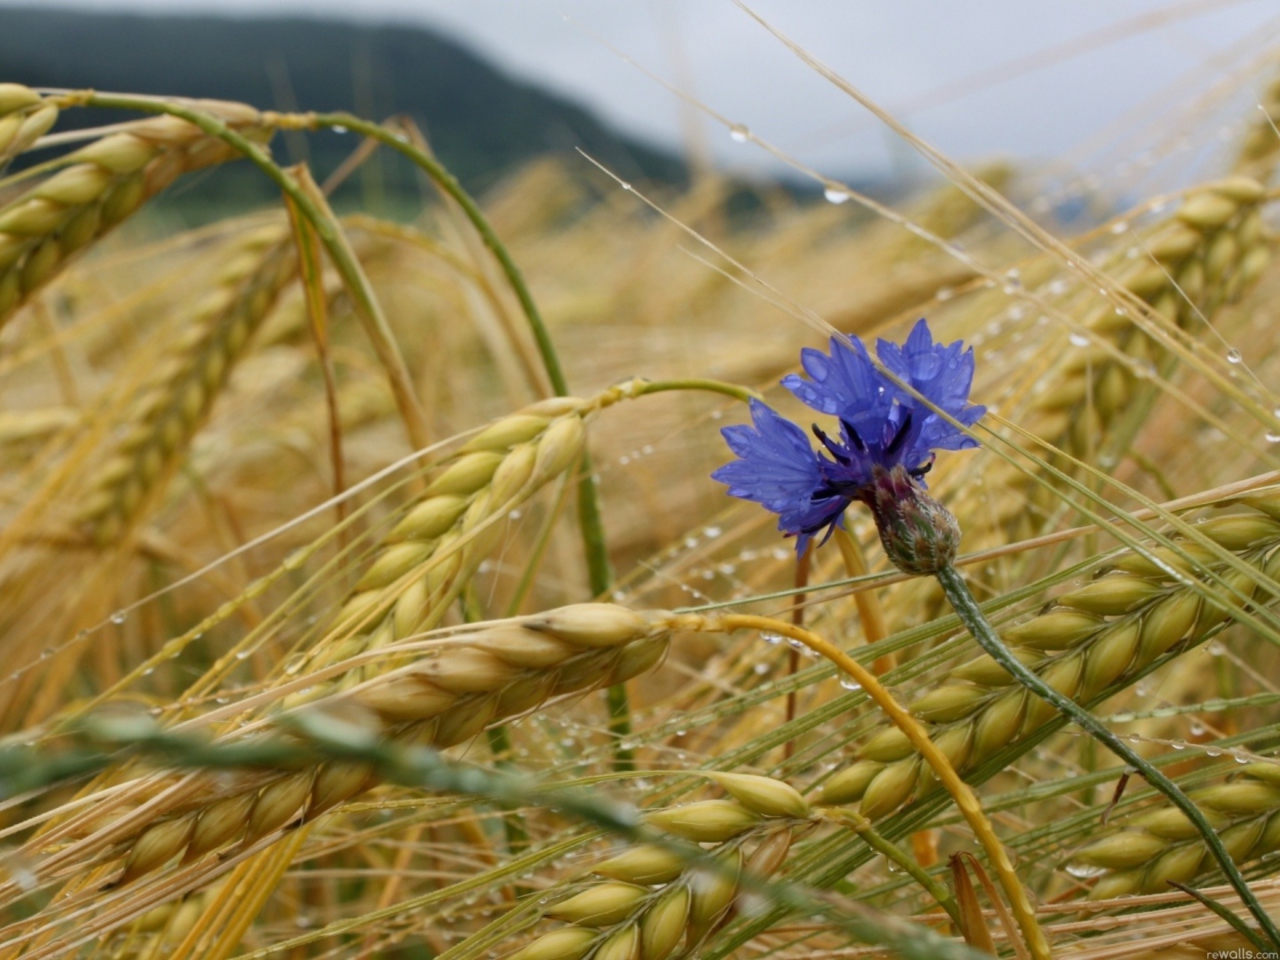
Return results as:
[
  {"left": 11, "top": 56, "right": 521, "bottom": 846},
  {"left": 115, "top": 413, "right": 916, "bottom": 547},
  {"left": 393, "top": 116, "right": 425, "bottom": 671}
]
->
[{"left": 0, "top": 7, "right": 687, "bottom": 212}]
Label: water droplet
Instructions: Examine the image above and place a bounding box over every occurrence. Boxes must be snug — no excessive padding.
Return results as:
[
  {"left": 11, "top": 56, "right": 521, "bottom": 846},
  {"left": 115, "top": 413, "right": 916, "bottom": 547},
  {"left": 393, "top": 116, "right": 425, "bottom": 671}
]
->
[
  {"left": 935, "top": 286, "right": 954, "bottom": 301},
  {"left": 1266, "top": 432, "right": 1280, "bottom": 443},
  {"left": 620, "top": 182, "right": 633, "bottom": 192},
  {"left": 1207, "top": 640, "right": 1225, "bottom": 657},
  {"left": 284, "top": 654, "right": 306, "bottom": 676},
  {"left": 1066, "top": 863, "right": 1107, "bottom": 879},
  {"left": 761, "top": 632, "right": 783, "bottom": 646},
  {"left": 839, "top": 678, "right": 862, "bottom": 691},
  {"left": 1069, "top": 333, "right": 1089, "bottom": 347},
  {"left": 1206, "top": 746, "right": 1223, "bottom": 758},
  {"left": 235, "top": 649, "right": 251, "bottom": 660},
  {"left": 110, "top": 611, "right": 127, "bottom": 625},
  {"left": 508, "top": 509, "right": 522, "bottom": 520},
  {"left": 753, "top": 662, "right": 770, "bottom": 675},
  {"left": 1171, "top": 739, "right": 1187, "bottom": 750},
  {"left": 1235, "top": 754, "right": 1249, "bottom": 764},
  {"left": 332, "top": 124, "right": 348, "bottom": 134},
  {"left": 823, "top": 187, "right": 851, "bottom": 204},
  {"left": 1003, "top": 268, "right": 1022, "bottom": 293},
  {"left": 704, "top": 526, "right": 722, "bottom": 538},
  {"left": 1047, "top": 279, "right": 1068, "bottom": 296},
  {"left": 1109, "top": 220, "right": 1129, "bottom": 235},
  {"left": 1190, "top": 720, "right": 1206, "bottom": 736},
  {"left": 728, "top": 124, "right": 749, "bottom": 143},
  {"left": 1227, "top": 349, "right": 1243, "bottom": 364}
]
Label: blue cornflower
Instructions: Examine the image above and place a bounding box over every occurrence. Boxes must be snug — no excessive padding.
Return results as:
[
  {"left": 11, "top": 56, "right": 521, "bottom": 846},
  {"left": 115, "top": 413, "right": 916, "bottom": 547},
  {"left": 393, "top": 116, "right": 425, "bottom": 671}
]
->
[{"left": 711, "top": 319, "right": 985, "bottom": 566}]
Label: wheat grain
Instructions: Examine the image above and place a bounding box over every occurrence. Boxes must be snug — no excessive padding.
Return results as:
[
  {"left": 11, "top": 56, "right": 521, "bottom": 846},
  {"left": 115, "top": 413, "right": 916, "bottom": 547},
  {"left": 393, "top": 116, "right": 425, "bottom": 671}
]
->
[{"left": 0, "top": 84, "right": 57, "bottom": 167}]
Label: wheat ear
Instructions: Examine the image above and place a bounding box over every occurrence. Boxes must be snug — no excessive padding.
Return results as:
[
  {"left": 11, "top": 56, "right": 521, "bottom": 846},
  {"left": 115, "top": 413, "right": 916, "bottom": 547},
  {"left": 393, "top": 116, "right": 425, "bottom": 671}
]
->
[
  {"left": 981, "top": 176, "right": 1271, "bottom": 538},
  {"left": 75, "top": 227, "right": 296, "bottom": 545},
  {"left": 1076, "top": 762, "right": 1280, "bottom": 899},
  {"left": 818, "top": 504, "right": 1280, "bottom": 820},
  {"left": 0, "top": 103, "right": 274, "bottom": 330},
  {"left": 25, "top": 605, "right": 667, "bottom": 891},
  {"left": 512, "top": 776, "right": 806, "bottom": 960},
  {"left": 286, "top": 396, "right": 592, "bottom": 694}
]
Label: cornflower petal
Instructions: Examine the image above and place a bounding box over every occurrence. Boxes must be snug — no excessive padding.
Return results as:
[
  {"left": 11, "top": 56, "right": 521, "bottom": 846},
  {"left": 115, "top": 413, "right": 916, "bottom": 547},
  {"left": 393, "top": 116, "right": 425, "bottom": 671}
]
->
[{"left": 711, "top": 319, "right": 985, "bottom": 557}]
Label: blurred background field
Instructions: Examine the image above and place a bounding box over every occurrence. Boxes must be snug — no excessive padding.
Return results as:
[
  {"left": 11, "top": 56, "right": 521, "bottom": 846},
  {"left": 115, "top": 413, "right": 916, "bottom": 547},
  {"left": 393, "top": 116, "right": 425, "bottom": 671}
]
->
[{"left": 2, "top": 2, "right": 1280, "bottom": 959}]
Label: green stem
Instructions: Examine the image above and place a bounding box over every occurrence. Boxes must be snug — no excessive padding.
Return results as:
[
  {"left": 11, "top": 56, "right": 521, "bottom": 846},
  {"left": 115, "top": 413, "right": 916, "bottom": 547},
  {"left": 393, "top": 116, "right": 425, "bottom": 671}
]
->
[
  {"left": 629, "top": 378, "right": 762, "bottom": 405},
  {"left": 823, "top": 807, "right": 961, "bottom": 925},
  {"left": 934, "top": 563, "right": 1280, "bottom": 951}
]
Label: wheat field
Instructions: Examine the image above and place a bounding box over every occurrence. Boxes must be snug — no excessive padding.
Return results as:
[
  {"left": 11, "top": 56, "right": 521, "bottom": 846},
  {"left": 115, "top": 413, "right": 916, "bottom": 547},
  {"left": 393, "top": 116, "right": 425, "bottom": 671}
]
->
[{"left": 1, "top": 11, "right": 1280, "bottom": 959}]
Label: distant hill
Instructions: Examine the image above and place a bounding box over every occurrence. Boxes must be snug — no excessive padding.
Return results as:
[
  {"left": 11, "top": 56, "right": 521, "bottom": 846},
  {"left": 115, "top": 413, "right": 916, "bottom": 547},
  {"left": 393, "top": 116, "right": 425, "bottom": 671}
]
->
[{"left": 0, "top": 7, "right": 687, "bottom": 212}]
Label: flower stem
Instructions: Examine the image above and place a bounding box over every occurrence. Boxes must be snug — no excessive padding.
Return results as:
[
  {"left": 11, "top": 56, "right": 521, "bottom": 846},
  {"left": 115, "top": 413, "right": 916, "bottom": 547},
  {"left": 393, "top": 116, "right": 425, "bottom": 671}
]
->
[
  {"left": 934, "top": 562, "right": 1280, "bottom": 951},
  {"left": 705, "top": 612, "right": 1051, "bottom": 960}
]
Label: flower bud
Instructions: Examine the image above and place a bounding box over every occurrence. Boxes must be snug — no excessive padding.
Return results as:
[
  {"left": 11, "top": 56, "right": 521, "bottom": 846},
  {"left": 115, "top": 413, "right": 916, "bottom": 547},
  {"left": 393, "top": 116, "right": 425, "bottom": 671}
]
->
[{"left": 863, "top": 465, "right": 960, "bottom": 576}]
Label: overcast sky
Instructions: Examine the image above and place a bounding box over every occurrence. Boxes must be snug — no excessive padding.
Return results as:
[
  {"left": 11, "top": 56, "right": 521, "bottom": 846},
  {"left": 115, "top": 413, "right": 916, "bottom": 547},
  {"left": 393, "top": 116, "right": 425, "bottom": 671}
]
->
[{"left": 6, "top": 0, "right": 1280, "bottom": 184}]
